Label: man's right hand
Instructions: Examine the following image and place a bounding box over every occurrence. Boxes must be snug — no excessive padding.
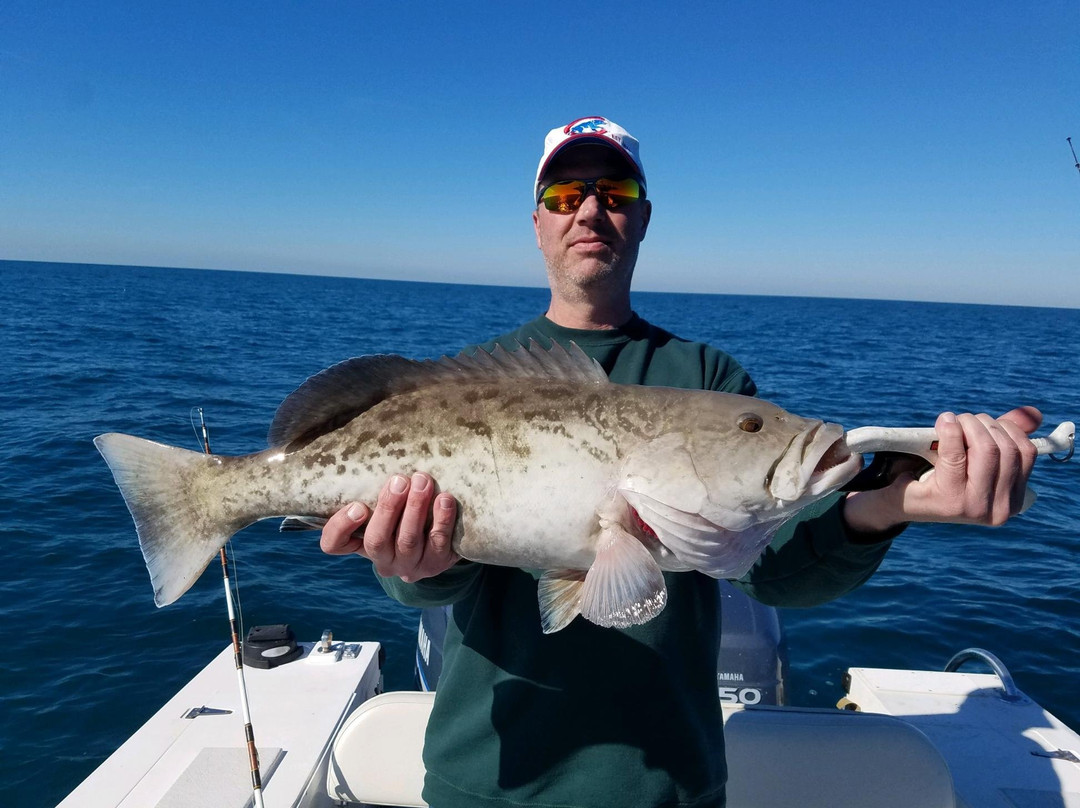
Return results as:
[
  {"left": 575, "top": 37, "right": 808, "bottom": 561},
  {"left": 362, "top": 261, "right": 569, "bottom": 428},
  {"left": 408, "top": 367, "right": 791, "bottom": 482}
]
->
[{"left": 320, "top": 473, "right": 460, "bottom": 583}]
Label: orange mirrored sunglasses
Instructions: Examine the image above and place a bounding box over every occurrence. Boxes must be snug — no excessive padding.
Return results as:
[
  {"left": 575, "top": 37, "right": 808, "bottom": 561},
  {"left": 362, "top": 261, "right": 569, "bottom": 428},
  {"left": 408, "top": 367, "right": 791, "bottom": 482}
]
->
[{"left": 537, "top": 177, "right": 644, "bottom": 214}]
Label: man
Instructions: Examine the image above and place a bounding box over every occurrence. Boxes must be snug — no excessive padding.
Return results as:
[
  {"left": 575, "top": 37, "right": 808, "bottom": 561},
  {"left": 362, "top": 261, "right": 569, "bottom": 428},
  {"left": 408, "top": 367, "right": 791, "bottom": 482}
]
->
[{"left": 321, "top": 116, "right": 1040, "bottom": 807}]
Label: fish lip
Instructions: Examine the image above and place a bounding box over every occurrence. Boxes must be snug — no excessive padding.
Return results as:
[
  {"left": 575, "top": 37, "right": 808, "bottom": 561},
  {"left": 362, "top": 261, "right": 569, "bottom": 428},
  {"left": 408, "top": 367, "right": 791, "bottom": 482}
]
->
[
  {"left": 762, "top": 433, "right": 796, "bottom": 493},
  {"left": 769, "top": 422, "right": 863, "bottom": 501}
]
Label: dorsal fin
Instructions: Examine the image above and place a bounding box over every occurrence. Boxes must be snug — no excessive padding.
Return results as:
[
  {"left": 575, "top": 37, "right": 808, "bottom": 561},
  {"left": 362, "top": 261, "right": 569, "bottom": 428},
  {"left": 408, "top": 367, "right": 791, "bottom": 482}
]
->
[{"left": 267, "top": 340, "right": 607, "bottom": 451}]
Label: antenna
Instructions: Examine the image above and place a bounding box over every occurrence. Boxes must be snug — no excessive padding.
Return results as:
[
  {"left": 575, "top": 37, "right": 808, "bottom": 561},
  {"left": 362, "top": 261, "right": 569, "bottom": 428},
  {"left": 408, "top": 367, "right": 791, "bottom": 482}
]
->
[{"left": 1069, "top": 137, "right": 1080, "bottom": 180}]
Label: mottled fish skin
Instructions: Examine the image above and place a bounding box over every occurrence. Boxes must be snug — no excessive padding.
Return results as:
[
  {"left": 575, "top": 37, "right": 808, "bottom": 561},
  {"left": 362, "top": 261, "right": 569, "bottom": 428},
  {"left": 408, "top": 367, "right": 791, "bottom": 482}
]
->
[
  {"left": 208, "top": 381, "right": 683, "bottom": 571},
  {"left": 94, "top": 343, "right": 862, "bottom": 627},
  {"left": 163, "top": 381, "right": 840, "bottom": 570}
]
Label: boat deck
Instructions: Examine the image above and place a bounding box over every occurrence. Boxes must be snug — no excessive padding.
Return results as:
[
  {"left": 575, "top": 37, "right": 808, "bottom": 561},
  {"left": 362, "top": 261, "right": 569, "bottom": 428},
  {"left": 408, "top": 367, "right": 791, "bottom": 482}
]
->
[
  {"left": 846, "top": 666, "right": 1080, "bottom": 807},
  {"left": 57, "top": 641, "right": 382, "bottom": 808},
  {"left": 59, "top": 641, "right": 1080, "bottom": 808}
]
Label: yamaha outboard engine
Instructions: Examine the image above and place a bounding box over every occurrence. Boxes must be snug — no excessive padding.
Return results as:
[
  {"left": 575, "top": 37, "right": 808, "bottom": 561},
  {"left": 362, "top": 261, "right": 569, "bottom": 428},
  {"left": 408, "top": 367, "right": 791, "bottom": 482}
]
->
[
  {"left": 715, "top": 580, "right": 788, "bottom": 705},
  {"left": 416, "top": 580, "right": 788, "bottom": 704}
]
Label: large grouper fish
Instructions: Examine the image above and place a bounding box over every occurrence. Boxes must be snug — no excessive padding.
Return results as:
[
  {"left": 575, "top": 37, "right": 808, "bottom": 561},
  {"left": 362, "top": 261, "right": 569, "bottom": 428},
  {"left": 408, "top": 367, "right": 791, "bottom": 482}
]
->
[{"left": 95, "top": 341, "right": 864, "bottom": 633}]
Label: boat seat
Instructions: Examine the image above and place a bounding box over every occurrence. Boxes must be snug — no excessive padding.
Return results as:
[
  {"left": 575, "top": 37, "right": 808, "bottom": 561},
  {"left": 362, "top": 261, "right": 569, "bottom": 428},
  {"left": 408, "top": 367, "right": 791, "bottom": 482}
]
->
[
  {"left": 326, "top": 693, "right": 956, "bottom": 808},
  {"left": 723, "top": 704, "right": 956, "bottom": 807},
  {"left": 327, "top": 690, "right": 434, "bottom": 807}
]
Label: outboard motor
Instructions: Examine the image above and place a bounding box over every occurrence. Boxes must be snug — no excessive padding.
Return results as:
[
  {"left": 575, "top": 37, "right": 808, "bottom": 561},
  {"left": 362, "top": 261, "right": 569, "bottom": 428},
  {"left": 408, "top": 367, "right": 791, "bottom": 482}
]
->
[
  {"left": 715, "top": 580, "right": 788, "bottom": 705},
  {"left": 416, "top": 580, "right": 788, "bottom": 704},
  {"left": 415, "top": 607, "right": 445, "bottom": 692}
]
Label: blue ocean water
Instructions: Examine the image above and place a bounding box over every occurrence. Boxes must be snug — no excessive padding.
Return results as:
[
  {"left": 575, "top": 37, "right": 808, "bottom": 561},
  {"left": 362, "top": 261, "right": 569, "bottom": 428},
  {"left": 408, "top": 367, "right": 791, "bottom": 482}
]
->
[{"left": 1, "top": 259, "right": 1077, "bottom": 807}]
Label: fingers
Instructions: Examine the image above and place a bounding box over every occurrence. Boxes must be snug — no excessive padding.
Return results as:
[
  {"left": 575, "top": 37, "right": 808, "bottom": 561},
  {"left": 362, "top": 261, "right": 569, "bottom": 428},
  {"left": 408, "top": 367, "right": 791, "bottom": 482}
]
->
[
  {"left": 958, "top": 414, "right": 1001, "bottom": 516},
  {"left": 923, "top": 412, "right": 970, "bottom": 516},
  {"left": 365, "top": 473, "right": 425, "bottom": 578},
  {"left": 994, "top": 414, "right": 1038, "bottom": 515},
  {"left": 974, "top": 413, "right": 1018, "bottom": 524},
  {"left": 412, "top": 493, "right": 460, "bottom": 581},
  {"left": 997, "top": 405, "right": 1042, "bottom": 435},
  {"left": 320, "top": 501, "right": 371, "bottom": 555},
  {"left": 931, "top": 411, "right": 967, "bottom": 482},
  {"left": 326, "top": 473, "right": 460, "bottom": 582},
  {"left": 908, "top": 408, "right": 1039, "bottom": 526},
  {"left": 964, "top": 412, "right": 1040, "bottom": 524}
]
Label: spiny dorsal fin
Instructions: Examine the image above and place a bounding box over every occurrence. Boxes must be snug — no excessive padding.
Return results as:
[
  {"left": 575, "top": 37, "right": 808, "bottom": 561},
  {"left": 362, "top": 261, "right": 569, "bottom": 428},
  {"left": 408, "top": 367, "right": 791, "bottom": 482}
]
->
[{"left": 268, "top": 340, "right": 607, "bottom": 451}]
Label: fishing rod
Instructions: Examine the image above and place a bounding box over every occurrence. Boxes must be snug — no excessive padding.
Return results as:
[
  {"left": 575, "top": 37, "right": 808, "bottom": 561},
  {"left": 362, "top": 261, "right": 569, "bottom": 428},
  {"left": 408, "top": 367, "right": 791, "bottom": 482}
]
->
[
  {"left": 1070, "top": 137, "right": 1080, "bottom": 181},
  {"left": 193, "top": 407, "right": 267, "bottom": 808}
]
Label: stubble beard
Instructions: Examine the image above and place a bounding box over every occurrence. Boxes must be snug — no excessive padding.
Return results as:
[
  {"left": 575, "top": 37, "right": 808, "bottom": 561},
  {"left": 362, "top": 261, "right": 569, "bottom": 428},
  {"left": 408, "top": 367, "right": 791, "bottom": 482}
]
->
[{"left": 545, "top": 245, "right": 638, "bottom": 305}]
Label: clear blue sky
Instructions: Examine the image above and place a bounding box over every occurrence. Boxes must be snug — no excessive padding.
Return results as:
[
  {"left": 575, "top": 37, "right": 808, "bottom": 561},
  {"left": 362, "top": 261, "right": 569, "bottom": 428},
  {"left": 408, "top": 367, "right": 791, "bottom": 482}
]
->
[{"left": 3, "top": 1, "right": 1078, "bottom": 307}]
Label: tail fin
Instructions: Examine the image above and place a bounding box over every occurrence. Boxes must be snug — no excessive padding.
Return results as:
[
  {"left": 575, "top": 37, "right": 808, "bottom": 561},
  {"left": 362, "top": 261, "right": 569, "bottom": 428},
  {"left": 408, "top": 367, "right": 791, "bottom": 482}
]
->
[{"left": 94, "top": 433, "right": 239, "bottom": 606}]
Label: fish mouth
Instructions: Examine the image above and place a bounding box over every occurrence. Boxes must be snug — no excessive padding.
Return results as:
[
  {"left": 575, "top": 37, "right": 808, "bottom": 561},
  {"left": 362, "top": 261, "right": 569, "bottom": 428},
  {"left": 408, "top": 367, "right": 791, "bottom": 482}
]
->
[
  {"left": 808, "top": 430, "right": 864, "bottom": 495},
  {"left": 769, "top": 422, "right": 864, "bottom": 502}
]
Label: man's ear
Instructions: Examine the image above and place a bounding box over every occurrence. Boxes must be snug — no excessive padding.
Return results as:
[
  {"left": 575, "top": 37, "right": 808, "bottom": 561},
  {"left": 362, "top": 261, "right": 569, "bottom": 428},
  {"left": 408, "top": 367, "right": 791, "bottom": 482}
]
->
[
  {"left": 639, "top": 200, "right": 652, "bottom": 241},
  {"left": 532, "top": 209, "right": 543, "bottom": 250}
]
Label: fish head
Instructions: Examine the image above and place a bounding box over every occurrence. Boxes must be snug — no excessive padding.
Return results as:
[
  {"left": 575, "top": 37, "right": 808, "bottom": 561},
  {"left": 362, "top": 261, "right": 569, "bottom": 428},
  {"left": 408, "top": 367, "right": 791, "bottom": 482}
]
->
[
  {"left": 759, "top": 416, "right": 864, "bottom": 506},
  {"left": 680, "top": 393, "right": 863, "bottom": 515},
  {"left": 619, "top": 393, "right": 863, "bottom": 579}
]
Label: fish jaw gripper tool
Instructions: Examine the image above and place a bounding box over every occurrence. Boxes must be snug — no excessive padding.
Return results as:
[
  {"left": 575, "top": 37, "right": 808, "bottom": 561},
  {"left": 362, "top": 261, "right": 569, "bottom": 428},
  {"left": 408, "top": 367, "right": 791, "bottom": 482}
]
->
[{"left": 840, "top": 421, "right": 1075, "bottom": 494}]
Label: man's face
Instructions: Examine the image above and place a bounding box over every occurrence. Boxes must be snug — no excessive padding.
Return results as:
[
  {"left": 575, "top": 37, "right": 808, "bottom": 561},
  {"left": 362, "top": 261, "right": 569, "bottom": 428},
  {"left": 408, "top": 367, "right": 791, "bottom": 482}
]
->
[{"left": 532, "top": 145, "right": 652, "bottom": 294}]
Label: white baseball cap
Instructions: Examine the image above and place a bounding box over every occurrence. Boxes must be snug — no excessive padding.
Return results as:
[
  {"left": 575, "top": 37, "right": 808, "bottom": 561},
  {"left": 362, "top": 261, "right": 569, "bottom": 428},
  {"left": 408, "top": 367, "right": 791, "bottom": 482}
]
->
[{"left": 534, "top": 116, "right": 646, "bottom": 202}]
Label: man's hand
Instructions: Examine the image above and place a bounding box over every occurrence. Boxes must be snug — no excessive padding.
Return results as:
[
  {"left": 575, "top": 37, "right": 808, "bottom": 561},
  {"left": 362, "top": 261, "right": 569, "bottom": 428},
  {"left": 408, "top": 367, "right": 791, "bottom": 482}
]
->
[
  {"left": 843, "top": 406, "right": 1043, "bottom": 534},
  {"left": 320, "top": 473, "right": 460, "bottom": 583}
]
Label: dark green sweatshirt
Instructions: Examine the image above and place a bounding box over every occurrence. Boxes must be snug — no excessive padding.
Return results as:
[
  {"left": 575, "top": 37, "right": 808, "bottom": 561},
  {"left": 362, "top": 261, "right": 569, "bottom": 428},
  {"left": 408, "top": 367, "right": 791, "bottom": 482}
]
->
[{"left": 378, "top": 314, "right": 892, "bottom": 808}]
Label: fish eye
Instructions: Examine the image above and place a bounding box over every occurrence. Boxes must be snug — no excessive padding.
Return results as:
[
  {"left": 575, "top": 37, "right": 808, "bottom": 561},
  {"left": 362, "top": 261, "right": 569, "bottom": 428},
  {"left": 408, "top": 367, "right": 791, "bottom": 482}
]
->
[{"left": 737, "top": 413, "right": 764, "bottom": 433}]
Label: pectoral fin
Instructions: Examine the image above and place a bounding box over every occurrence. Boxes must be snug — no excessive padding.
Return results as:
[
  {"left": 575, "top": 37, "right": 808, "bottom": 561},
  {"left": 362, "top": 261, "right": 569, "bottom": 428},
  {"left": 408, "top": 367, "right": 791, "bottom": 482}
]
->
[
  {"left": 537, "top": 526, "right": 668, "bottom": 634},
  {"left": 580, "top": 525, "right": 667, "bottom": 629}
]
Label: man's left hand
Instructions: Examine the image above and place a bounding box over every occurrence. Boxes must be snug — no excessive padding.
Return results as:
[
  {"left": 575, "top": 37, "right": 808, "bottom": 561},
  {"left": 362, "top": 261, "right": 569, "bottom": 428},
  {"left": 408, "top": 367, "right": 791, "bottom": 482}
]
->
[{"left": 843, "top": 406, "right": 1042, "bottom": 534}]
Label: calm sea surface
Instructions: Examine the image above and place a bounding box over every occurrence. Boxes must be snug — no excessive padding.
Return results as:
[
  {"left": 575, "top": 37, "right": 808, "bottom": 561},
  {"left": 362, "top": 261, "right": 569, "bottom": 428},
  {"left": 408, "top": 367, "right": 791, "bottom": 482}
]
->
[{"left": 2, "top": 260, "right": 1078, "bottom": 807}]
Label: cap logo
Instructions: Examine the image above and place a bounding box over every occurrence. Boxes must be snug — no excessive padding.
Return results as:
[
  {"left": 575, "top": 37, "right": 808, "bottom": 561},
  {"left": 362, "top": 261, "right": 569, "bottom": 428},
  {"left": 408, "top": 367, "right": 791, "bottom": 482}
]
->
[
  {"left": 564, "top": 117, "right": 608, "bottom": 136},
  {"left": 537, "top": 116, "right": 644, "bottom": 198}
]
